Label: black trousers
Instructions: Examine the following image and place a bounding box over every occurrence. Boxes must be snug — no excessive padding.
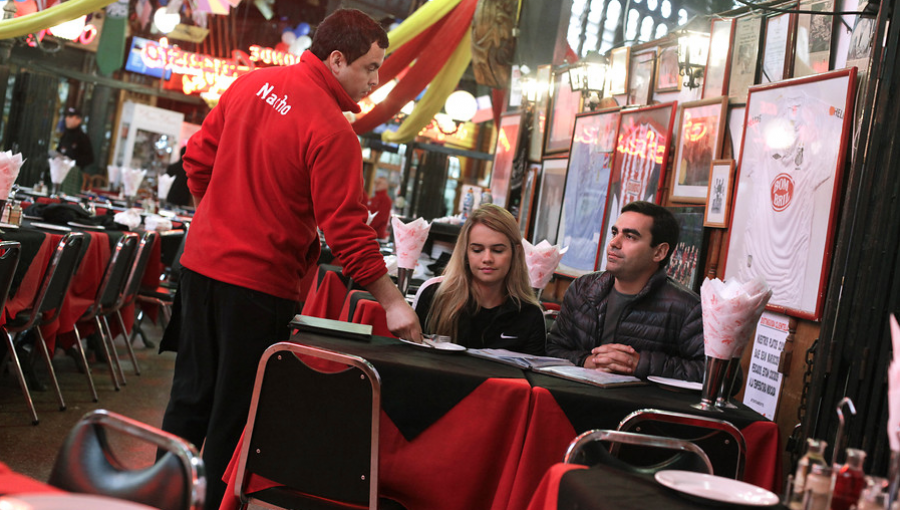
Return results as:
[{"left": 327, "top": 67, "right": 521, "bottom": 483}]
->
[{"left": 160, "top": 269, "right": 297, "bottom": 510}]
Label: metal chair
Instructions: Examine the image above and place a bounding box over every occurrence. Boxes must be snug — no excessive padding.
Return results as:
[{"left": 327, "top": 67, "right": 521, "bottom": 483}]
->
[
  {"left": 234, "top": 340, "right": 403, "bottom": 510},
  {"left": 6, "top": 232, "right": 87, "bottom": 418},
  {"left": 48, "top": 409, "right": 205, "bottom": 510},
  {"left": 99, "top": 231, "right": 158, "bottom": 376},
  {"left": 73, "top": 232, "right": 139, "bottom": 391},
  {"left": 563, "top": 429, "right": 714, "bottom": 476},
  {"left": 133, "top": 227, "right": 187, "bottom": 346},
  {"left": 0, "top": 242, "right": 34, "bottom": 423},
  {"left": 616, "top": 408, "right": 747, "bottom": 480}
]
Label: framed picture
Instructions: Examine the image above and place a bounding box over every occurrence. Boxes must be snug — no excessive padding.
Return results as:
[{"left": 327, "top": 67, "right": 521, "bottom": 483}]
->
[
  {"left": 723, "top": 68, "right": 857, "bottom": 321},
  {"left": 556, "top": 108, "right": 621, "bottom": 278},
  {"left": 529, "top": 65, "right": 552, "bottom": 162},
  {"left": 728, "top": 16, "right": 763, "bottom": 101},
  {"left": 793, "top": 0, "right": 834, "bottom": 77},
  {"left": 666, "top": 206, "right": 707, "bottom": 293},
  {"left": 702, "top": 18, "right": 736, "bottom": 99},
  {"left": 518, "top": 163, "right": 541, "bottom": 239},
  {"left": 545, "top": 70, "right": 583, "bottom": 155},
  {"left": 655, "top": 43, "right": 681, "bottom": 93},
  {"left": 669, "top": 96, "right": 729, "bottom": 203},
  {"left": 627, "top": 48, "right": 656, "bottom": 106},
  {"left": 727, "top": 104, "right": 747, "bottom": 159},
  {"left": 608, "top": 46, "right": 631, "bottom": 96},
  {"left": 531, "top": 157, "right": 568, "bottom": 244},
  {"left": 760, "top": 10, "right": 797, "bottom": 84},
  {"left": 597, "top": 102, "right": 677, "bottom": 271},
  {"left": 489, "top": 112, "right": 522, "bottom": 208},
  {"left": 703, "top": 159, "right": 735, "bottom": 228}
]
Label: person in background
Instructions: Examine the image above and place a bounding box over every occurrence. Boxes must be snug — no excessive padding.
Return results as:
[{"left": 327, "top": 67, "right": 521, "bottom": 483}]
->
[
  {"left": 367, "top": 176, "right": 392, "bottom": 239},
  {"left": 165, "top": 146, "right": 192, "bottom": 208},
  {"left": 546, "top": 201, "right": 705, "bottom": 381},
  {"left": 159, "top": 9, "right": 422, "bottom": 510},
  {"left": 413, "top": 204, "right": 546, "bottom": 355},
  {"left": 56, "top": 107, "right": 94, "bottom": 195}
]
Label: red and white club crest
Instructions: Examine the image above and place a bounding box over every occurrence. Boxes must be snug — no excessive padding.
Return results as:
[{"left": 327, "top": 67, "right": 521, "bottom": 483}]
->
[{"left": 770, "top": 173, "right": 794, "bottom": 212}]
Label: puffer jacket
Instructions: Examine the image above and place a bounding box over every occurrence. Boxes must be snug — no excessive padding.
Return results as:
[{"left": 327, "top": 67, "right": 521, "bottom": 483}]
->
[{"left": 546, "top": 268, "right": 705, "bottom": 381}]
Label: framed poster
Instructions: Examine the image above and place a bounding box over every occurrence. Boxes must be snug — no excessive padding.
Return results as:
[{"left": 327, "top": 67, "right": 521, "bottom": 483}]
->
[
  {"left": 529, "top": 65, "right": 552, "bottom": 162},
  {"left": 793, "top": 0, "right": 834, "bottom": 77},
  {"left": 655, "top": 43, "right": 681, "bottom": 93},
  {"left": 608, "top": 46, "right": 631, "bottom": 96},
  {"left": 531, "top": 157, "right": 568, "bottom": 244},
  {"left": 723, "top": 68, "right": 857, "bottom": 321},
  {"left": 518, "top": 163, "right": 541, "bottom": 239},
  {"left": 627, "top": 49, "right": 657, "bottom": 106},
  {"left": 556, "top": 109, "right": 621, "bottom": 278},
  {"left": 702, "top": 18, "right": 736, "bottom": 99},
  {"left": 490, "top": 112, "right": 522, "bottom": 208},
  {"left": 666, "top": 206, "right": 707, "bottom": 293},
  {"left": 597, "top": 102, "right": 678, "bottom": 271},
  {"left": 727, "top": 104, "right": 747, "bottom": 159},
  {"left": 545, "top": 70, "right": 583, "bottom": 155},
  {"left": 760, "top": 10, "right": 797, "bottom": 83},
  {"left": 728, "top": 16, "right": 763, "bottom": 101},
  {"left": 704, "top": 159, "right": 735, "bottom": 228},
  {"left": 669, "top": 96, "right": 729, "bottom": 203}
]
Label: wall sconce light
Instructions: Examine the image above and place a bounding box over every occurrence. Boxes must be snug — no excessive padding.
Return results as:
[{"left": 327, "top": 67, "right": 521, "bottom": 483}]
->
[
  {"left": 520, "top": 75, "right": 549, "bottom": 105},
  {"left": 677, "top": 31, "right": 710, "bottom": 90},
  {"left": 567, "top": 51, "right": 608, "bottom": 110}
]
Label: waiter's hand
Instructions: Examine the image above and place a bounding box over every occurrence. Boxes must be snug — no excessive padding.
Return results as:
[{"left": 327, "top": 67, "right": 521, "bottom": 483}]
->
[
  {"left": 584, "top": 344, "right": 640, "bottom": 374},
  {"left": 365, "top": 273, "right": 423, "bottom": 342}
]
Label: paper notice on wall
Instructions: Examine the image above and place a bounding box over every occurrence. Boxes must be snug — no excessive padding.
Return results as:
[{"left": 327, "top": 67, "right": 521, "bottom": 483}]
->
[{"left": 743, "top": 311, "right": 789, "bottom": 419}]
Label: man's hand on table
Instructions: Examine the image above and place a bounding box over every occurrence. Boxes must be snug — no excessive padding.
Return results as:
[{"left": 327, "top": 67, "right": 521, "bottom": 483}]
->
[
  {"left": 365, "top": 273, "right": 424, "bottom": 342},
  {"left": 584, "top": 344, "right": 640, "bottom": 375}
]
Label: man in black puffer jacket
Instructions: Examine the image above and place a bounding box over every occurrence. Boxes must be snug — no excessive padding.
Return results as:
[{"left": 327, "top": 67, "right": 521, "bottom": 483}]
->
[{"left": 547, "top": 201, "right": 704, "bottom": 381}]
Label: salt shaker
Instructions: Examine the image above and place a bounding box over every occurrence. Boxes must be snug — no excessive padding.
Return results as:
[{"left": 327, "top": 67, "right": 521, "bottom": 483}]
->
[
  {"left": 803, "top": 463, "right": 834, "bottom": 510},
  {"left": 790, "top": 438, "right": 828, "bottom": 509}
]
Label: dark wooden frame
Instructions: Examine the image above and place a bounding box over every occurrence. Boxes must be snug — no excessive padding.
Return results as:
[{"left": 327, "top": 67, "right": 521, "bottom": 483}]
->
[
  {"left": 655, "top": 42, "right": 681, "bottom": 93},
  {"left": 760, "top": 8, "right": 798, "bottom": 83},
  {"left": 668, "top": 96, "right": 729, "bottom": 204},
  {"left": 544, "top": 69, "right": 583, "bottom": 155},
  {"left": 703, "top": 159, "right": 736, "bottom": 228},
  {"left": 702, "top": 17, "right": 736, "bottom": 99}
]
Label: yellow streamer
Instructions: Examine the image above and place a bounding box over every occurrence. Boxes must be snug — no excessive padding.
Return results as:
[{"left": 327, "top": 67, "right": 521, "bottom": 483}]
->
[
  {"left": 0, "top": 0, "right": 117, "bottom": 40},
  {"left": 382, "top": 30, "right": 472, "bottom": 144},
  {"left": 386, "top": 0, "right": 462, "bottom": 55}
]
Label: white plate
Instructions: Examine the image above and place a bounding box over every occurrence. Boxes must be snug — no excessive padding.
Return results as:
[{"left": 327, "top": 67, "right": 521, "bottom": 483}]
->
[
  {"left": 398, "top": 338, "right": 467, "bottom": 352},
  {"left": 67, "top": 221, "right": 105, "bottom": 230},
  {"left": 0, "top": 493, "right": 158, "bottom": 510},
  {"left": 647, "top": 375, "right": 703, "bottom": 392},
  {"left": 31, "top": 222, "right": 72, "bottom": 232},
  {"left": 30, "top": 222, "right": 72, "bottom": 232},
  {"left": 654, "top": 470, "right": 780, "bottom": 506}
]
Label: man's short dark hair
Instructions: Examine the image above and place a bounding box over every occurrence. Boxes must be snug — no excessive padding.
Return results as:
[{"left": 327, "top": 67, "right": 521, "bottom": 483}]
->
[
  {"left": 621, "top": 201, "right": 680, "bottom": 268},
  {"left": 309, "top": 9, "right": 389, "bottom": 65}
]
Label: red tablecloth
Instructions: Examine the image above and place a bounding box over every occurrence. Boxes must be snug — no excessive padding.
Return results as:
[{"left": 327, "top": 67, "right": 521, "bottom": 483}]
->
[
  {"left": 299, "top": 270, "right": 347, "bottom": 320},
  {"left": 0, "top": 460, "right": 63, "bottom": 495}
]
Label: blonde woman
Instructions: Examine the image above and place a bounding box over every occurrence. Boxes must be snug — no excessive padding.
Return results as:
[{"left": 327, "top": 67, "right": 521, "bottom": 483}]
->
[{"left": 413, "top": 204, "right": 546, "bottom": 355}]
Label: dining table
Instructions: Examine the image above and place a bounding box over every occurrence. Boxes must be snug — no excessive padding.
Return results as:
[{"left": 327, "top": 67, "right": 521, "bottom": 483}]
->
[{"left": 219, "top": 333, "right": 782, "bottom": 510}]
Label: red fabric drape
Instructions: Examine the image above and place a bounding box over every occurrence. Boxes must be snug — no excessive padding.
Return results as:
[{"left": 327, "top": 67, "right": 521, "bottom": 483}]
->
[{"left": 351, "top": 0, "right": 479, "bottom": 135}]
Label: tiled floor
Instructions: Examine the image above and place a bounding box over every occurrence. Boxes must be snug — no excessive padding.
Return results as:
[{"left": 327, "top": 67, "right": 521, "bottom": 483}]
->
[{"left": 0, "top": 319, "right": 176, "bottom": 483}]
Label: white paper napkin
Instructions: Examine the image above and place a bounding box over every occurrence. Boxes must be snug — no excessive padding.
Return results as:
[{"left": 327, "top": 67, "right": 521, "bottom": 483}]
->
[
  {"left": 0, "top": 151, "right": 24, "bottom": 198},
  {"left": 48, "top": 156, "right": 76, "bottom": 184},
  {"left": 113, "top": 208, "right": 142, "bottom": 230},
  {"left": 522, "top": 240, "right": 568, "bottom": 290},
  {"left": 889, "top": 314, "right": 900, "bottom": 451},
  {"left": 122, "top": 168, "right": 147, "bottom": 197},
  {"left": 107, "top": 165, "right": 122, "bottom": 187},
  {"left": 158, "top": 174, "right": 176, "bottom": 201},
  {"left": 144, "top": 214, "right": 173, "bottom": 232},
  {"left": 392, "top": 217, "right": 431, "bottom": 269},
  {"left": 700, "top": 276, "right": 773, "bottom": 359}
]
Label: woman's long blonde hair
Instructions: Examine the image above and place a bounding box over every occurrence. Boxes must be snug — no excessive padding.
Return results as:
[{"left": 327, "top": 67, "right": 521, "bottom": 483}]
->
[{"left": 426, "top": 204, "right": 539, "bottom": 338}]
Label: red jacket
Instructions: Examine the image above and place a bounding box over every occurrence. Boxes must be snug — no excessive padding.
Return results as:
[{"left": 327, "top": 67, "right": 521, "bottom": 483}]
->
[
  {"left": 181, "top": 51, "right": 385, "bottom": 300},
  {"left": 367, "top": 189, "right": 392, "bottom": 239}
]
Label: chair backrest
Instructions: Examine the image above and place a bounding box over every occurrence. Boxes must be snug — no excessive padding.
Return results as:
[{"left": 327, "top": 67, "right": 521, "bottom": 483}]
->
[
  {"left": 235, "top": 340, "right": 381, "bottom": 510},
  {"left": 117, "top": 231, "right": 158, "bottom": 310},
  {"left": 563, "top": 429, "right": 714, "bottom": 476},
  {"left": 35, "top": 232, "right": 86, "bottom": 324},
  {"left": 161, "top": 225, "right": 188, "bottom": 285},
  {"left": 47, "top": 409, "right": 205, "bottom": 510},
  {"left": 411, "top": 275, "right": 443, "bottom": 311},
  {"left": 90, "top": 233, "right": 139, "bottom": 317},
  {"left": 0, "top": 241, "right": 22, "bottom": 315},
  {"left": 616, "top": 408, "right": 746, "bottom": 480}
]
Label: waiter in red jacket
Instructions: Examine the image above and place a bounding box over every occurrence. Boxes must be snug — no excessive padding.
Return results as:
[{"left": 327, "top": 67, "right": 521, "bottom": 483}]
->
[{"left": 159, "top": 9, "right": 422, "bottom": 509}]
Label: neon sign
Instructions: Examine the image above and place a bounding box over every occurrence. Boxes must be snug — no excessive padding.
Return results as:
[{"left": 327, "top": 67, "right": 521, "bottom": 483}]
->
[{"left": 617, "top": 127, "right": 666, "bottom": 165}]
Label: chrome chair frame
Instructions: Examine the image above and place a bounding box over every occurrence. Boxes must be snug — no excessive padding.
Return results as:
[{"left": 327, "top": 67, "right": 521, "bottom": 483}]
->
[
  {"left": 564, "top": 429, "right": 714, "bottom": 475},
  {"left": 0, "top": 242, "right": 34, "bottom": 423},
  {"left": 617, "top": 408, "right": 747, "bottom": 480},
  {"left": 234, "top": 340, "right": 382, "bottom": 510},
  {"left": 6, "top": 232, "right": 88, "bottom": 413},
  {"left": 48, "top": 409, "right": 205, "bottom": 510}
]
